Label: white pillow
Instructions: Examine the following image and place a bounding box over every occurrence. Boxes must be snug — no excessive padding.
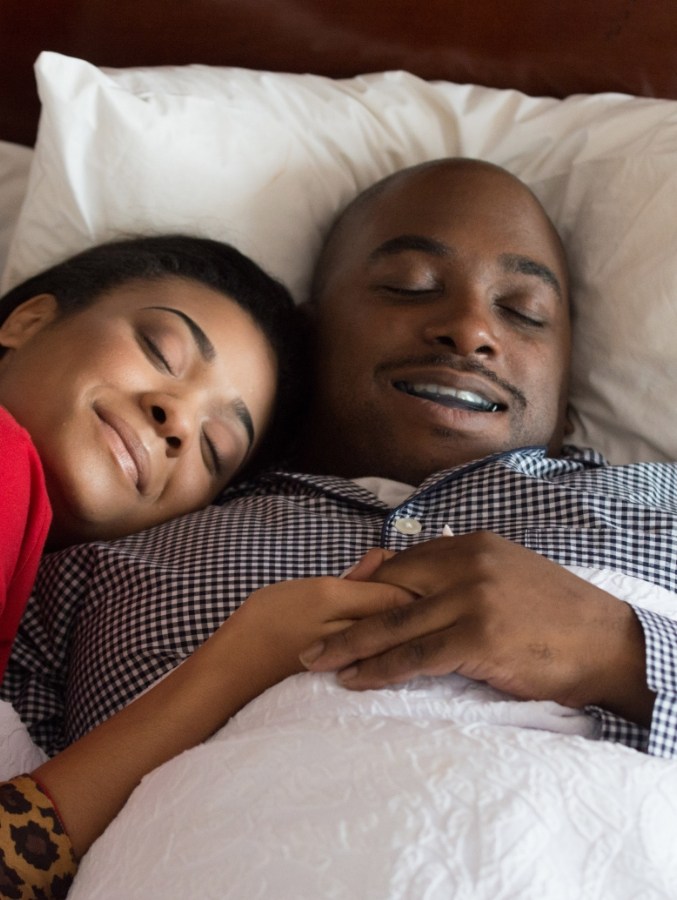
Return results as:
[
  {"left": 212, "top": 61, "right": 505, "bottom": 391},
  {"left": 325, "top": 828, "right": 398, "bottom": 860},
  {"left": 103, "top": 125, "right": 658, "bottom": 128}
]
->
[
  {"left": 0, "top": 140, "right": 33, "bottom": 280},
  {"left": 6, "top": 51, "right": 677, "bottom": 464}
]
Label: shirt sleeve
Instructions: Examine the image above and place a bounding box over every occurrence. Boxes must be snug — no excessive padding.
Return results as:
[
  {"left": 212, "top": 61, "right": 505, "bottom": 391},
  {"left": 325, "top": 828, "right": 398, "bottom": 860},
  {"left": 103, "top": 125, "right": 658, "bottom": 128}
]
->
[
  {"left": 633, "top": 604, "right": 677, "bottom": 757},
  {"left": 0, "top": 774, "right": 77, "bottom": 898},
  {"left": 587, "top": 604, "right": 677, "bottom": 757}
]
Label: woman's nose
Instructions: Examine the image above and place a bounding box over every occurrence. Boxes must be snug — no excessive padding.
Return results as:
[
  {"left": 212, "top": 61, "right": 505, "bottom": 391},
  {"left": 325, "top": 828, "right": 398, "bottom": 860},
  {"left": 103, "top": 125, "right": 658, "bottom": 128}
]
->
[{"left": 147, "top": 397, "right": 192, "bottom": 455}]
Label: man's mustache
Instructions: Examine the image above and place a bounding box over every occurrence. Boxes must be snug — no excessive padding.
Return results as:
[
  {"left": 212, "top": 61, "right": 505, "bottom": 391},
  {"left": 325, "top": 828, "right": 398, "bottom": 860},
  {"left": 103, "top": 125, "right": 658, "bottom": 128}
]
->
[{"left": 375, "top": 354, "right": 527, "bottom": 410}]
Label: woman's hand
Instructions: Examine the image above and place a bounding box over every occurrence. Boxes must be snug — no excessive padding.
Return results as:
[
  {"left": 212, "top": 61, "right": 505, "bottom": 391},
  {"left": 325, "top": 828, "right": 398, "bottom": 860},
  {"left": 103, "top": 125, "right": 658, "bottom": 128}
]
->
[{"left": 229, "top": 574, "right": 414, "bottom": 686}]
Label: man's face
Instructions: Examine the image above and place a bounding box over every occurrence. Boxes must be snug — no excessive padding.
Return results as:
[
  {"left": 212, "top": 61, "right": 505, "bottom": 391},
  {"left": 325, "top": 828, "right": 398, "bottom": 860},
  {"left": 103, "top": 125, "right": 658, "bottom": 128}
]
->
[
  {"left": 0, "top": 276, "right": 277, "bottom": 545},
  {"left": 304, "top": 162, "right": 572, "bottom": 484}
]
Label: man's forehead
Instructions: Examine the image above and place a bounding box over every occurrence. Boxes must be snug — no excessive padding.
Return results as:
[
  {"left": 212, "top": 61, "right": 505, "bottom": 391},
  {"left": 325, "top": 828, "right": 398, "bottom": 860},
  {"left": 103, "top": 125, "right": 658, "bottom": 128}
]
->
[
  {"left": 315, "top": 159, "right": 567, "bottom": 298},
  {"left": 357, "top": 175, "right": 565, "bottom": 266}
]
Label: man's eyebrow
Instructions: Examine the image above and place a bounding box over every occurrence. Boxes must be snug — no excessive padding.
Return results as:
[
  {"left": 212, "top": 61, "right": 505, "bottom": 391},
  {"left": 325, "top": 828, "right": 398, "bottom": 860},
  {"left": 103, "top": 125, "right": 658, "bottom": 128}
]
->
[
  {"left": 147, "top": 305, "right": 216, "bottom": 362},
  {"left": 366, "top": 240, "right": 563, "bottom": 301},
  {"left": 368, "top": 234, "right": 452, "bottom": 262},
  {"left": 500, "top": 254, "right": 562, "bottom": 300}
]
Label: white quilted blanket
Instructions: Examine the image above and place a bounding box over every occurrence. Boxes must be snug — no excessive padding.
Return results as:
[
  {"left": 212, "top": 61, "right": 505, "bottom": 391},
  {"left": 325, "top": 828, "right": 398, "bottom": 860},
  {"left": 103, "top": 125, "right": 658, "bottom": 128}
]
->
[{"left": 65, "top": 566, "right": 677, "bottom": 900}]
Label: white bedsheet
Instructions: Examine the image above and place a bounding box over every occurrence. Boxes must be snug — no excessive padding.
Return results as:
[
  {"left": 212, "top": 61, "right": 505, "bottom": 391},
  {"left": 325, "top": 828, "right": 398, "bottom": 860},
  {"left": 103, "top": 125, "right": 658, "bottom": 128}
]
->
[
  {"left": 0, "top": 699, "right": 46, "bottom": 778},
  {"left": 65, "top": 566, "right": 677, "bottom": 899}
]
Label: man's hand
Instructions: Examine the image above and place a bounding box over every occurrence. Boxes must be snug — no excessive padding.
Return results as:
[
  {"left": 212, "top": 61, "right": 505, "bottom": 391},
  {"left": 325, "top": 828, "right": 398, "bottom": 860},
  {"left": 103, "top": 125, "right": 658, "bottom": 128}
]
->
[{"left": 300, "top": 533, "right": 655, "bottom": 726}]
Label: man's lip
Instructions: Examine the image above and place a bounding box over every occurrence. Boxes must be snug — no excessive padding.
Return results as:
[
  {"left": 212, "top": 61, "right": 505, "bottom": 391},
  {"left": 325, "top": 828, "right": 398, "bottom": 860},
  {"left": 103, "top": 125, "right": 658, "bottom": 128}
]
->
[
  {"left": 95, "top": 406, "right": 150, "bottom": 492},
  {"left": 393, "top": 382, "right": 506, "bottom": 413},
  {"left": 388, "top": 370, "right": 510, "bottom": 410}
]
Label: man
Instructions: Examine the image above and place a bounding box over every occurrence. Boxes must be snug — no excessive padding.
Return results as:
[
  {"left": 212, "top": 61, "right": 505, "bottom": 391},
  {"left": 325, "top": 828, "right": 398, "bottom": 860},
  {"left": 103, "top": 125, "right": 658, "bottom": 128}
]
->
[
  {"left": 294, "top": 157, "right": 657, "bottom": 732},
  {"left": 4, "top": 158, "right": 677, "bottom": 760}
]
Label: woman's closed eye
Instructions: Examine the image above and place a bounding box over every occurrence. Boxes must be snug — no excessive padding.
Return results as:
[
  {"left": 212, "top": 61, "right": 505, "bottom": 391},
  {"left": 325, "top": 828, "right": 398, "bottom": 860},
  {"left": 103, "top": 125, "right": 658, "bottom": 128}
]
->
[
  {"left": 200, "top": 423, "right": 248, "bottom": 483},
  {"left": 201, "top": 430, "right": 223, "bottom": 477},
  {"left": 140, "top": 333, "right": 177, "bottom": 375},
  {"left": 138, "top": 316, "right": 191, "bottom": 376}
]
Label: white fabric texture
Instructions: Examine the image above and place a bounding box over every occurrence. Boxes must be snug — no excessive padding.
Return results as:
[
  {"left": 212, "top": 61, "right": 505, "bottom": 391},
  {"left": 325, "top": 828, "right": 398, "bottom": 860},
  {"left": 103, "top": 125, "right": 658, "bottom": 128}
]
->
[
  {"left": 66, "top": 567, "right": 677, "bottom": 899},
  {"left": 0, "top": 700, "right": 46, "bottom": 779},
  {"left": 5, "top": 53, "right": 677, "bottom": 464},
  {"left": 0, "top": 140, "right": 32, "bottom": 280}
]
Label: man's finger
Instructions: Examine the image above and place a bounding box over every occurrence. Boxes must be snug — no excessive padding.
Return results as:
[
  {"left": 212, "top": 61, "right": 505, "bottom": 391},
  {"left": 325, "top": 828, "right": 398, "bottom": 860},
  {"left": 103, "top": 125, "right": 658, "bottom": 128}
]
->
[
  {"left": 367, "top": 536, "right": 461, "bottom": 595},
  {"left": 300, "top": 590, "right": 458, "bottom": 670},
  {"left": 336, "top": 627, "right": 463, "bottom": 690}
]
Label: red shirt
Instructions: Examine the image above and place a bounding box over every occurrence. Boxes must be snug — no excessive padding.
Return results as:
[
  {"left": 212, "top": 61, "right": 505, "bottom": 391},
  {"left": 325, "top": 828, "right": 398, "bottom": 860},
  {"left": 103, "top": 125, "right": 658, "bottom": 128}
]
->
[{"left": 0, "top": 406, "right": 52, "bottom": 679}]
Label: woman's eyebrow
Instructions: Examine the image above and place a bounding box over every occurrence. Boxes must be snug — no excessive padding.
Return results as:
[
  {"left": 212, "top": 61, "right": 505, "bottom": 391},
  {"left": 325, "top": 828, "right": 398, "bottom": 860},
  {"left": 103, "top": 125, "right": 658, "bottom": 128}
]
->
[{"left": 146, "top": 306, "right": 216, "bottom": 362}]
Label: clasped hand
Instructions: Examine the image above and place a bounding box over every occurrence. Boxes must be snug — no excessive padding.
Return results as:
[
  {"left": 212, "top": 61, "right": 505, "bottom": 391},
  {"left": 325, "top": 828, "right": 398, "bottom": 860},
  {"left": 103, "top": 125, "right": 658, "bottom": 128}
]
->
[{"left": 299, "top": 532, "right": 653, "bottom": 724}]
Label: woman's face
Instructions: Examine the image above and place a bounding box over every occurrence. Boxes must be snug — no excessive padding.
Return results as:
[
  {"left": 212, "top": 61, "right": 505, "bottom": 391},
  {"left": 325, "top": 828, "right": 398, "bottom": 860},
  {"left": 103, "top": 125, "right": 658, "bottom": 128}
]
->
[{"left": 0, "top": 276, "right": 278, "bottom": 546}]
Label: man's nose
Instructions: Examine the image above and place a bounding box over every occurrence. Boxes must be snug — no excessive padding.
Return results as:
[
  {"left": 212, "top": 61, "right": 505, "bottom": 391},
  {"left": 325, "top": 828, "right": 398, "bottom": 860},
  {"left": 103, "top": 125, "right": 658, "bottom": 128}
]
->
[
  {"left": 145, "top": 395, "right": 193, "bottom": 455},
  {"left": 421, "top": 296, "right": 497, "bottom": 357}
]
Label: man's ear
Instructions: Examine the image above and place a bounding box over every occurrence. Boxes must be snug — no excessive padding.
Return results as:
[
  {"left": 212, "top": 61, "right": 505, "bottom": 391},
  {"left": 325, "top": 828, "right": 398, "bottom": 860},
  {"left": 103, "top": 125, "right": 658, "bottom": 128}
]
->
[{"left": 0, "top": 294, "right": 59, "bottom": 349}]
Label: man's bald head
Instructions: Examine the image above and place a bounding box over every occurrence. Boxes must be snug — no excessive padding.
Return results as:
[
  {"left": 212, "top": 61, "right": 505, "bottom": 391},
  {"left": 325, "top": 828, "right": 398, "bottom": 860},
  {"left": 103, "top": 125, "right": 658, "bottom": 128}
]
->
[{"left": 301, "top": 158, "right": 572, "bottom": 484}]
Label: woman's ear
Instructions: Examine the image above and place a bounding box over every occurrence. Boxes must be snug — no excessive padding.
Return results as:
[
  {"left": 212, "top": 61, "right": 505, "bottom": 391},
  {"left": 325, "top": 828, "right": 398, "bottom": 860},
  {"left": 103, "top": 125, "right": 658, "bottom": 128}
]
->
[{"left": 0, "top": 294, "right": 59, "bottom": 349}]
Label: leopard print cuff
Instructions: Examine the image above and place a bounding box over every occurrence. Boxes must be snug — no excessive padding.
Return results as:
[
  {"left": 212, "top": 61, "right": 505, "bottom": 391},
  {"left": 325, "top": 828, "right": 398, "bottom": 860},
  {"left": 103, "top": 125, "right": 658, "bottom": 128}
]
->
[{"left": 0, "top": 775, "right": 76, "bottom": 899}]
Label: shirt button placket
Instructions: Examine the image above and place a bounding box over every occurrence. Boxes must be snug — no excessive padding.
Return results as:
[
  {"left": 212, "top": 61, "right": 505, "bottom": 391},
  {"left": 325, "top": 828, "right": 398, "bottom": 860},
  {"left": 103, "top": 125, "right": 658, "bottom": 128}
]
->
[{"left": 393, "top": 516, "right": 423, "bottom": 536}]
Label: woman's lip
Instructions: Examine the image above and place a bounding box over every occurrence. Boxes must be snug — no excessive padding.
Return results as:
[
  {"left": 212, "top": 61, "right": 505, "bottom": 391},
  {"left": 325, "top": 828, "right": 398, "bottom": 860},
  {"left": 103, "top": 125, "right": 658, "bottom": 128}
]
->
[{"left": 94, "top": 406, "right": 150, "bottom": 493}]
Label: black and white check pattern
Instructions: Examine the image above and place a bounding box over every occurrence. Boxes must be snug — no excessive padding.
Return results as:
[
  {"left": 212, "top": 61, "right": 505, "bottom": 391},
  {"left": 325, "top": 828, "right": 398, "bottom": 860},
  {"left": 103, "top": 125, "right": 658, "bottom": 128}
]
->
[{"left": 2, "top": 446, "right": 677, "bottom": 757}]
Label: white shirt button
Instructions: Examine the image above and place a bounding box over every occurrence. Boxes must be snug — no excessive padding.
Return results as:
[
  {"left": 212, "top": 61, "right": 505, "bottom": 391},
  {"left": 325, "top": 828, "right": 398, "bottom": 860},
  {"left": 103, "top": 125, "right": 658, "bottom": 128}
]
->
[{"left": 394, "top": 516, "right": 422, "bottom": 535}]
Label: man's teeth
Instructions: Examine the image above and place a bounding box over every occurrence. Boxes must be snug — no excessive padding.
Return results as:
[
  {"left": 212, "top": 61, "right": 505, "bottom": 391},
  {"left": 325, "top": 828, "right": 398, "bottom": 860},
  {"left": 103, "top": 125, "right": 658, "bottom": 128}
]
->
[{"left": 395, "top": 381, "right": 503, "bottom": 412}]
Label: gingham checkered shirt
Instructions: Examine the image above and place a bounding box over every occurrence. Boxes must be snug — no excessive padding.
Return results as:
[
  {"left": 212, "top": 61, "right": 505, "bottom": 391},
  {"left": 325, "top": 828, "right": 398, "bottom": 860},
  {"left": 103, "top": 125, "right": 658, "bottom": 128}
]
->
[{"left": 3, "top": 446, "right": 677, "bottom": 757}]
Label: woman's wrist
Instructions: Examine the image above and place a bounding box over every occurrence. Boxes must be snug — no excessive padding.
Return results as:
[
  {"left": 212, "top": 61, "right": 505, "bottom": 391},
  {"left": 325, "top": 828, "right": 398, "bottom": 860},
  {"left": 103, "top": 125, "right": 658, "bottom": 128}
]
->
[{"left": 31, "top": 609, "right": 282, "bottom": 860}]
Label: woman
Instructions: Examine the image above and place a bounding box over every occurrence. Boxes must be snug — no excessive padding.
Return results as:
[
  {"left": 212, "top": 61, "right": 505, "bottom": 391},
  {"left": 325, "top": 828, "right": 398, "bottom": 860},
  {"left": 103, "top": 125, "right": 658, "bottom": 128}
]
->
[
  {"left": 0, "top": 233, "right": 301, "bottom": 677},
  {"left": 0, "top": 234, "right": 409, "bottom": 898},
  {"left": 0, "top": 232, "right": 312, "bottom": 896}
]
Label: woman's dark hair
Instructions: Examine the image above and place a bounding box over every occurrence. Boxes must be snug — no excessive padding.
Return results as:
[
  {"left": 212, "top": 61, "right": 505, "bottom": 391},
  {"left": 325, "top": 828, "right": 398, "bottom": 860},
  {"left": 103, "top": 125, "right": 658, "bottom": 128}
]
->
[{"left": 0, "top": 234, "right": 305, "bottom": 471}]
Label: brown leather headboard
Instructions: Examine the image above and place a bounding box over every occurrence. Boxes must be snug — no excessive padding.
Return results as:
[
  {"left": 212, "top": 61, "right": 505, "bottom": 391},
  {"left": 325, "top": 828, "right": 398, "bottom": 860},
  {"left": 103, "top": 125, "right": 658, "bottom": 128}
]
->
[{"left": 3, "top": 0, "right": 677, "bottom": 146}]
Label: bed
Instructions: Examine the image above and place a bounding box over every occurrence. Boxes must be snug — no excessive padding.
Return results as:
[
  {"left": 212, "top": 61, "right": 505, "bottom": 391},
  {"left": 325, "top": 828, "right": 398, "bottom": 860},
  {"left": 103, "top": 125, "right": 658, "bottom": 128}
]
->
[{"left": 2, "top": 1, "right": 677, "bottom": 897}]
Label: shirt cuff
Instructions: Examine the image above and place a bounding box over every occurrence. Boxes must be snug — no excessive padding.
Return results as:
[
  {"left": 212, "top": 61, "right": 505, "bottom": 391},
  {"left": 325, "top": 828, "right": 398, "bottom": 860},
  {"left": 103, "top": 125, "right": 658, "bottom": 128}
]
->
[
  {"left": 634, "top": 604, "right": 677, "bottom": 757},
  {"left": 585, "top": 704, "right": 648, "bottom": 752},
  {"left": 587, "top": 604, "right": 677, "bottom": 758}
]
